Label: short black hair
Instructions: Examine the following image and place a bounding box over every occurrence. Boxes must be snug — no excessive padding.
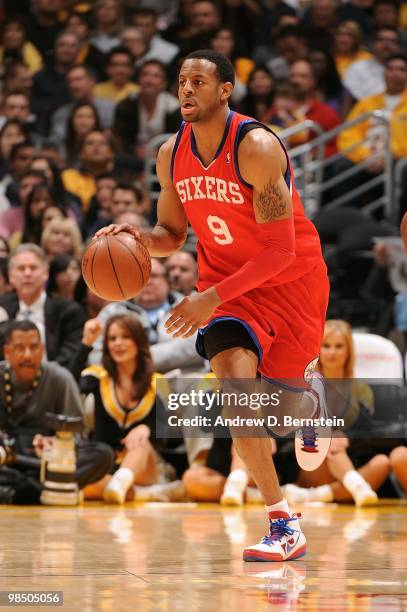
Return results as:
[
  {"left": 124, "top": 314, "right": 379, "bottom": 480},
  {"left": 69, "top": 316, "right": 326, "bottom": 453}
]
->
[
  {"left": 9, "top": 141, "right": 33, "bottom": 162},
  {"left": 107, "top": 46, "right": 134, "bottom": 65},
  {"left": 183, "top": 49, "right": 235, "bottom": 85},
  {"left": 385, "top": 53, "right": 407, "bottom": 66},
  {"left": 4, "top": 320, "right": 41, "bottom": 344},
  {"left": 113, "top": 183, "right": 142, "bottom": 202}
]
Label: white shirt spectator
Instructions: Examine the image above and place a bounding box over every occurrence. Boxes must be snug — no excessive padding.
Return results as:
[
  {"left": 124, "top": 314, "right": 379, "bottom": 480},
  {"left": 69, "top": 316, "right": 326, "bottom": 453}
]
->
[
  {"left": 17, "top": 291, "right": 47, "bottom": 356},
  {"left": 142, "top": 35, "right": 179, "bottom": 66},
  {"left": 343, "top": 58, "right": 385, "bottom": 101}
]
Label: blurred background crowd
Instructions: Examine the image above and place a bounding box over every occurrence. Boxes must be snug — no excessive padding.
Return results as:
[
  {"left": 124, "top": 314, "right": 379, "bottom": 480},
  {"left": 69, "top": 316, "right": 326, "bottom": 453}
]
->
[{"left": 0, "top": 0, "right": 406, "bottom": 508}]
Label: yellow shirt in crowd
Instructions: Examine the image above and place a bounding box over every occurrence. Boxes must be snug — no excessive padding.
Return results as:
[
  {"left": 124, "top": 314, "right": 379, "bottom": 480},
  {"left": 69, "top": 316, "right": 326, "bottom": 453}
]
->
[{"left": 93, "top": 81, "right": 139, "bottom": 103}]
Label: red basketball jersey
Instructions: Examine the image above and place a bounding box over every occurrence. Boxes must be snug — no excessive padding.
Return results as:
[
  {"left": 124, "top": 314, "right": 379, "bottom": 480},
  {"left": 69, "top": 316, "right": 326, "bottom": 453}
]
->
[{"left": 171, "top": 111, "right": 324, "bottom": 292}]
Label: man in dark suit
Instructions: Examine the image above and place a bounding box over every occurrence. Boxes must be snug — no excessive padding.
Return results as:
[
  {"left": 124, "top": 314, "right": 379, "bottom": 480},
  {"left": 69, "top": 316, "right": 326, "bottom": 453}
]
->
[{"left": 0, "top": 244, "right": 86, "bottom": 369}]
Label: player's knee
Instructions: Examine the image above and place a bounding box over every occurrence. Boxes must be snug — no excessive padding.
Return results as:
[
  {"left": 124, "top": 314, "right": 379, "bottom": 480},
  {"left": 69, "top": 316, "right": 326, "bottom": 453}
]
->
[
  {"left": 389, "top": 446, "right": 407, "bottom": 468},
  {"left": 370, "top": 453, "right": 391, "bottom": 476}
]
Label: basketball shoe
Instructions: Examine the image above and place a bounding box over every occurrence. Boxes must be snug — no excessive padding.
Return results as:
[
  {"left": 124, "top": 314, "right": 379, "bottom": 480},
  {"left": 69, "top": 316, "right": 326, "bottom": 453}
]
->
[
  {"left": 295, "top": 373, "right": 332, "bottom": 471},
  {"left": 243, "top": 510, "right": 306, "bottom": 562}
]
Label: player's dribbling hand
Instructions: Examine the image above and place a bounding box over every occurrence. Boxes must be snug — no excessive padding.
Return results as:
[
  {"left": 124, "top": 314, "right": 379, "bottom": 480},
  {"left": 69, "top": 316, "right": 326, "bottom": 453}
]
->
[
  {"left": 164, "top": 288, "right": 222, "bottom": 338},
  {"left": 95, "top": 223, "right": 147, "bottom": 246}
]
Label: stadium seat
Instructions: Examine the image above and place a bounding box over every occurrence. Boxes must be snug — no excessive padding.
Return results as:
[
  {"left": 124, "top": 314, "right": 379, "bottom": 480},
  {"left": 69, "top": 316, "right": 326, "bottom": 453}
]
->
[{"left": 353, "top": 332, "right": 404, "bottom": 381}]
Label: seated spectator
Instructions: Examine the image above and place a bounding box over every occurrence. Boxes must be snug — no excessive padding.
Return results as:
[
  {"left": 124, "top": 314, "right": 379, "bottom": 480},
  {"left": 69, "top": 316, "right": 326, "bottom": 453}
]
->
[
  {"left": 113, "top": 60, "right": 180, "bottom": 158},
  {"left": 301, "top": 0, "right": 339, "bottom": 50},
  {"left": 0, "top": 141, "right": 34, "bottom": 208},
  {"left": 0, "top": 121, "right": 31, "bottom": 185},
  {"left": 264, "top": 82, "right": 310, "bottom": 147},
  {"left": 343, "top": 27, "right": 400, "bottom": 101},
  {"left": 370, "top": 0, "right": 407, "bottom": 53},
  {"left": 389, "top": 446, "right": 407, "bottom": 493},
  {"left": 290, "top": 58, "right": 341, "bottom": 156},
  {"left": 49, "top": 65, "right": 115, "bottom": 144},
  {"left": 29, "top": 155, "right": 82, "bottom": 220},
  {"left": 337, "top": 55, "right": 407, "bottom": 198},
  {"left": 31, "top": 31, "right": 81, "bottom": 135},
  {"left": 47, "top": 253, "right": 81, "bottom": 301},
  {"left": 93, "top": 46, "right": 139, "bottom": 104},
  {"left": 179, "top": 0, "right": 223, "bottom": 55},
  {"left": 238, "top": 65, "right": 275, "bottom": 122},
  {"left": 254, "top": 25, "right": 309, "bottom": 82},
  {"left": 333, "top": 20, "right": 374, "bottom": 78},
  {"left": 83, "top": 172, "right": 118, "bottom": 238},
  {"left": 0, "top": 16, "right": 43, "bottom": 76},
  {"left": 74, "top": 276, "right": 110, "bottom": 320},
  {"left": 0, "top": 239, "right": 10, "bottom": 258},
  {"left": 0, "top": 169, "right": 46, "bottom": 240},
  {"left": 162, "top": 0, "right": 199, "bottom": 53},
  {"left": 282, "top": 320, "right": 391, "bottom": 506},
  {"left": 86, "top": 182, "right": 149, "bottom": 235},
  {"left": 65, "top": 10, "right": 107, "bottom": 82},
  {"left": 26, "top": 0, "right": 64, "bottom": 60},
  {"left": 12, "top": 183, "right": 61, "bottom": 249},
  {"left": 0, "top": 92, "right": 34, "bottom": 133},
  {"left": 2, "top": 61, "right": 34, "bottom": 99},
  {"left": 121, "top": 26, "right": 149, "bottom": 71},
  {"left": 41, "top": 216, "right": 83, "bottom": 260},
  {"left": 209, "top": 28, "right": 252, "bottom": 104},
  {"left": 309, "top": 48, "right": 346, "bottom": 116},
  {"left": 61, "top": 129, "right": 116, "bottom": 212},
  {"left": 91, "top": 0, "right": 123, "bottom": 54},
  {"left": 0, "top": 244, "right": 86, "bottom": 368},
  {"left": 63, "top": 102, "right": 102, "bottom": 166},
  {"left": 72, "top": 314, "right": 177, "bottom": 504},
  {"left": 165, "top": 251, "right": 198, "bottom": 296},
  {"left": 128, "top": 8, "right": 180, "bottom": 67},
  {"left": 0, "top": 320, "right": 114, "bottom": 505},
  {"left": 88, "top": 257, "right": 206, "bottom": 374}
]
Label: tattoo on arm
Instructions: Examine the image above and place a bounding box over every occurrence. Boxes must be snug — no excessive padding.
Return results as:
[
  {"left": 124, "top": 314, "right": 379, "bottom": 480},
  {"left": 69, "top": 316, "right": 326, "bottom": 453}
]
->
[{"left": 256, "top": 179, "right": 287, "bottom": 221}]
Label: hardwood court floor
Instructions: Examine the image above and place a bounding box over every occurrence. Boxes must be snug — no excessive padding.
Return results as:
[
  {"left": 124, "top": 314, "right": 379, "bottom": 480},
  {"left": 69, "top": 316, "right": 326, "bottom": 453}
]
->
[{"left": 0, "top": 501, "right": 406, "bottom": 611}]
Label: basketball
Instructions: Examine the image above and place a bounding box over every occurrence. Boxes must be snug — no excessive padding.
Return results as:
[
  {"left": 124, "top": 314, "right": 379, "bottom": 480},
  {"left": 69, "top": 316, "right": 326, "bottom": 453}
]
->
[
  {"left": 81, "top": 232, "right": 151, "bottom": 301},
  {"left": 401, "top": 212, "right": 407, "bottom": 251}
]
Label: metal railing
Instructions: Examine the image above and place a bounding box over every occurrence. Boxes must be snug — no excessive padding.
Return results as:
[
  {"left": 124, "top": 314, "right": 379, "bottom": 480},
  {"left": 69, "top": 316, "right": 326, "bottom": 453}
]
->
[{"left": 144, "top": 110, "right": 395, "bottom": 220}]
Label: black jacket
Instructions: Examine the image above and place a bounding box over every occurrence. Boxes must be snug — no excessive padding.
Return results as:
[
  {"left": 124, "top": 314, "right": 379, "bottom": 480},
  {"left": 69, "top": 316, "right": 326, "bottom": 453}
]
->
[{"left": 0, "top": 293, "right": 86, "bottom": 369}]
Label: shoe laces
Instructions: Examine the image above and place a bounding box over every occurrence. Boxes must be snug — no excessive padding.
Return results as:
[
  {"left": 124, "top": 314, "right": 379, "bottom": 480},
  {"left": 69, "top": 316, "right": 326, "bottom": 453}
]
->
[
  {"left": 262, "top": 513, "right": 301, "bottom": 544},
  {"left": 301, "top": 426, "right": 318, "bottom": 452}
]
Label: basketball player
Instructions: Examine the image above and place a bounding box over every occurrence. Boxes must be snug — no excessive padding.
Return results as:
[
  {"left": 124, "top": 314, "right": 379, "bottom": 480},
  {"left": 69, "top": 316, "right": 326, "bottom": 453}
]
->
[{"left": 97, "top": 50, "right": 331, "bottom": 562}]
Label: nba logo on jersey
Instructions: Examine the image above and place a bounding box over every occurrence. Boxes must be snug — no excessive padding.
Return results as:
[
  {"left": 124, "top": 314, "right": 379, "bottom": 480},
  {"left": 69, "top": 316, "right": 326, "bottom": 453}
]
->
[{"left": 226, "top": 151, "right": 231, "bottom": 164}]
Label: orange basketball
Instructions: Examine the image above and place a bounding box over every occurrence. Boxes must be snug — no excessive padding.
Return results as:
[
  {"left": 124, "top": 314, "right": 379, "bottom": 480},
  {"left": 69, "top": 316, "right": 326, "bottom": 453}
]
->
[
  {"left": 401, "top": 212, "right": 407, "bottom": 251},
  {"left": 81, "top": 232, "right": 151, "bottom": 301}
]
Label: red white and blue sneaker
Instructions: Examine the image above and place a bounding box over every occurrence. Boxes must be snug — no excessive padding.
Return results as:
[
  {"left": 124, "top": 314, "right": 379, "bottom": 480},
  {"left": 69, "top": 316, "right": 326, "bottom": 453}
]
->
[
  {"left": 243, "top": 511, "right": 306, "bottom": 562},
  {"left": 295, "top": 373, "right": 332, "bottom": 471}
]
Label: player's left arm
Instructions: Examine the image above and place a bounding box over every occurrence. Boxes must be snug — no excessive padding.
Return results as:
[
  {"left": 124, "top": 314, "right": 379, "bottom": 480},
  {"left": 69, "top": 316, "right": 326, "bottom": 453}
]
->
[{"left": 165, "top": 130, "right": 296, "bottom": 339}]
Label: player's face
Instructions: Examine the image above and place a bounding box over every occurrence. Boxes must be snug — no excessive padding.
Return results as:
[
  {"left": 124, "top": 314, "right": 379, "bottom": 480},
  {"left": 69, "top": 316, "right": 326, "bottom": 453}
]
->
[
  {"left": 106, "top": 322, "right": 138, "bottom": 365},
  {"left": 319, "top": 331, "right": 348, "bottom": 372},
  {"left": 178, "top": 59, "right": 230, "bottom": 123}
]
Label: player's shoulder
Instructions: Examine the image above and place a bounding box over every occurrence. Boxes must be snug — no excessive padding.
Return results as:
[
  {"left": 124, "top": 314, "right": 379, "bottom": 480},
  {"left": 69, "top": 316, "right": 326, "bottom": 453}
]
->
[
  {"left": 157, "top": 133, "right": 179, "bottom": 163},
  {"left": 238, "top": 125, "right": 283, "bottom": 160}
]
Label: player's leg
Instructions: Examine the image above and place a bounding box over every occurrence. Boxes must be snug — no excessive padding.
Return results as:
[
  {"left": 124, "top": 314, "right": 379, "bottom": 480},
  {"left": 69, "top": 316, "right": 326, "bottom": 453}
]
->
[{"left": 182, "top": 466, "right": 226, "bottom": 501}]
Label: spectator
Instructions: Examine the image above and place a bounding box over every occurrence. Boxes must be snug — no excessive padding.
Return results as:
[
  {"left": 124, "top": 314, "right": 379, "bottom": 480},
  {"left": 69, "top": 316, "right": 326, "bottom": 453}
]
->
[
  {"left": 0, "top": 319, "right": 114, "bottom": 505},
  {"left": 113, "top": 60, "right": 180, "bottom": 157},
  {"left": 0, "top": 244, "right": 86, "bottom": 367},
  {"left": 162, "top": 0, "right": 198, "bottom": 53},
  {"left": 29, "top": 154, "right": 82, "bottom": 219},
  {"left": 31, "top": 31, "right": 81, "bottom": 134},
  {"left": 0, "top": 141, "right": 34, "bottom": 205},
  {"left": 0, "top": 257, "right": 12, "bottom": 296},
  {"left": 26, "top": 0, "right": 64, "bottom": 60},
  {"left": 0, "top": 122, "right": 31, "bottom": 183},
  {"left": 308, "top": 48, "right": 346, "bottom": 116},
  {"left": 264, "top": 82, "right": 310, "bottom": 147},
  {"left": 254, "top": 25, "right": 309, "bottom": 82},
  {"left": 290, "top": 58, "right": 341, "bottom": 156},
  {"left": 3, "top": 62, "right": 34, "bottom": 98},
  {"left": 389, "top": 446, "right": 407, "bottom": 493},
  {"left": 221, "top": 0, "right": 260, "bottom": 57},
  {"left": 165, "top": 251, "right": 198, "bottom": 296},
  {"left": 61, "top": 129, "right": 116, "bottom": 212},
  {"left": 41, "top": 216, "right": 83, "bottom": 260},
  {"left": 186, "top": 0, "right": 223, "bottom": 53},
  {"left": 333, "top": 21, "right": 374, "bottom": 78},
  {"left": 15, "top": 183, "right": 58, "bottom": 249},
  {"left": 47, "top": 253, "right": 80, "bottom": 301},
  {"left": 343, "top": 27, "right": 401, "bottom": 101},
  {"left": 301, "top": 0, "right": 339, "bottom": 51},
  {"left": 0, "top": 169, "right": 45, "bottom": 240},
  {"left": 238, "top": 66, "right": 275, "bottom": 122},
  {"left": 88, "top": 257, "right": 206, "bottom": 374},
  {"left": 74, "top": 276, "right": 110, "bottom": 320},
  {"left": 0, "top": 238, "right": 9, "bottom": 258},
  {"left": 91, "top": 0, "right": 123, "bottom": 54},
  {"left": 65, "top": 11, "right": 107, "bottom": 82},
  {"left": 72, "top": 314, "right": 176, "bottom": 503},
  {"left": 370, "top": 0, "right": 407, "bottom": 53},
  {"left": 282, "top": 320, "right": 391, "bottom": 506},
  {"left": 337, "top": 55, "right": 407, "bottom": 190},
  {"left": 128, "top": 8, "right": 180, "bottom": 67},
  {"left": 83, "top": 172, "right": 118, "bottom": 238},
  {"left": 209, "top": 27, "right": 251, "bottom": 104},
  {"left": 63, "top": 102, "right": 102, "bottom": 166},
  {"left": 121, "top": 26, "right": 149, "bottom": 70},
  {"left": 0, "top": 17, "right": 43, "bottom": 75},
  {"left": 49, "top": 65, "right": 115, "bottom": 144},
  {"left": 0, "top": 92, "right": 33, "bottom": 131},
  {"left": 93, "top": 46, "right": 139, "bottom": 103},
  {"left": 83, "top": 182, "right": 147, "bottom": 235}
]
